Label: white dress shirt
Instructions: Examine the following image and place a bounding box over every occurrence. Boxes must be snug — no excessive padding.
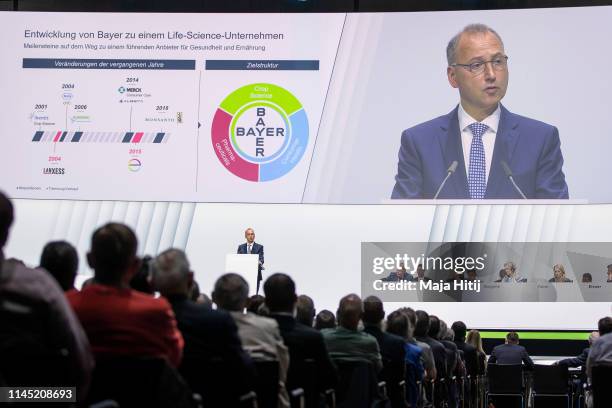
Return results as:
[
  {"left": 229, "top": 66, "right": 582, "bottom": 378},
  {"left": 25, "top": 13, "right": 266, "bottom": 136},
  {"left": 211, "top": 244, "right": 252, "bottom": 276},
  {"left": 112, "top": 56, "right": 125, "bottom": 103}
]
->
[{"left": 458, "top": 103, "right": 501, "bottom": 183}]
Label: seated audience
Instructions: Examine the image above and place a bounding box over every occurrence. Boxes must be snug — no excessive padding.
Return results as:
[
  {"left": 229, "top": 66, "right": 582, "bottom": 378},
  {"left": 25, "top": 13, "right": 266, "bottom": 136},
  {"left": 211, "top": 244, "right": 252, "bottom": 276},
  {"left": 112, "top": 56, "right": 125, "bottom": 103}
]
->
[
  {"left": 68, "top": 223, "right": 183, "bottom": 367},
  {"left": 296, "top": 294, "right": 316, "bottom": 327},
  {"left": 488, "top": 331, "right": 533, "bottom": 369},
  {"left": 213, "top": 273, "right": 289, "bottom": 407},
  {"left": 39, "top": 240, "right": 79, "bottom": 293},
  {"left": 555, "top": 331, "right": 598, "bottom": 368},
  {"left": 586, "top": 317, "right": 612, "bottom": 381},
  {"left": 246, "top": 294, "right": 266, "bottom": 314},
  {"left": 401, "top": 307, "right": 436, "bottom": 381},
  {"left": 415, "top": 310, "right": 448, "bottom": 382},
  {"left": 153, "top": 249, "right": 252, "bottom": 402},
  {"left": 315, "top": 310, "right": 337, "bottom": 330},
  {"left": 322, "top": 293, "right": 382, "bottom": 372},
  {"left": 0, "top": 192, "right": 93, "bottom": 399},
  {"left": 264, "top": 273, "right": 337, "bottom": 402},
  {"left": 129, "top": 254, "right": 154, "bottom": 294}
]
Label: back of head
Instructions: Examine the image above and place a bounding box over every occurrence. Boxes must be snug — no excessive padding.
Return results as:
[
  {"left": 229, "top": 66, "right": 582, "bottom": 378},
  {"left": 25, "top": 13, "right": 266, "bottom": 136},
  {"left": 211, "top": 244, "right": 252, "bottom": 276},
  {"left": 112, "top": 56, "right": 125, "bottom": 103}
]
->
[
  {"left": 88, "top": 223, "right": 137, "bottom": 285},
  {"left": 130, "top": 254, "right": 154, "bottom": 294},
  {"left": 598, "top": 316, "right": 612, "bottom": 336},
  {"left": 153, "top": 249, "right": 191, "bottom": 298},
  {"left": 263, "top": 273, "right": 297, "bottom": 313},
  {"left": 438, "top": 320, "right": 451, "bottom": 340},
  {"left": 39, "top": 240, "right": 79, "bottom": 291},
  {"left": 506, "top": 331, "right": 520, "bottom": 344},
  {"left": 246, "top": 294, "right": 265, "bottom": 314},
  {"left": 414, "top": 310, "right": 430, "bottom": 337},
  {"left": 386, "top": 310, "right": 410, "bottom": 339},
  {"left": 213, "top": 273, "right": 249, "bottom": 311},
  {"left": 451, "top": 321, "right": 468, "bottom": 341},
  {"left": 467, "top": 329, "right": 483, "bottom": 352},
  {"left": 296, "top": 294, "right": 315, "bottom": 327},
  {"left": 0, "top": 191, "right": 14, "bottom": 250},
  {"left": 362, "top": 295, "right": 385, "bottom": 326},
  {"left": 428, "top": 315, "right": 441, "bottom": 339},
  {"left": 337, "top": 293, "right": 363, "bottom": 331},
  {"left": 400, "top": 307, "right": 417, "bottom": 329},
  {"left": 315, "top": 310, "right": 336, "bottom": 330}
]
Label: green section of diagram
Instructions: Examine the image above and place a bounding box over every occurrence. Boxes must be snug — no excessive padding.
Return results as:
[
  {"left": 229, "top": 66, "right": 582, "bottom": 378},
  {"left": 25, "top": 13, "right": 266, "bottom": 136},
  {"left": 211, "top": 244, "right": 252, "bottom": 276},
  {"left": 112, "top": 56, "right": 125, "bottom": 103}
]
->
[{"left": 219, "top": 83, "right": 303, "bottom": 115}]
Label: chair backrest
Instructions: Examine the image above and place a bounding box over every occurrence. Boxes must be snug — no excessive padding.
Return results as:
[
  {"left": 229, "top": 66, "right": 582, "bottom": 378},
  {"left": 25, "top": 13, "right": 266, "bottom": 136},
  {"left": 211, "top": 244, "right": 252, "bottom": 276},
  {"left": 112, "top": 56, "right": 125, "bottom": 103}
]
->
[
  {"left": 0, "top": 292, "right": 73, "bottom": 387},
  {"left": 287, "top": 358, "right": 320, "bottom": 408},
  {"left": 487, "top": 364, "right": 523, "bottom": 394},
  {"left": 334, "top": 360, "right": 380, "bottom": 408},
  {"left": 253, "top": 360, "right": 280, "bottom": 408},
  {"left": 592, "top": 365, "right": 612, "bottom": 408},
  {"left": 180, "top": 355, "right": 251, "bottom": 407},
  {"left": 380, "top": 357, "right": 406, "bottom": 408},
  {"left": 86, "top": 356, "right": 194, "bottom": 408},
  {"left": 532, "top": 364, "right": 569, "bottom": 395}
]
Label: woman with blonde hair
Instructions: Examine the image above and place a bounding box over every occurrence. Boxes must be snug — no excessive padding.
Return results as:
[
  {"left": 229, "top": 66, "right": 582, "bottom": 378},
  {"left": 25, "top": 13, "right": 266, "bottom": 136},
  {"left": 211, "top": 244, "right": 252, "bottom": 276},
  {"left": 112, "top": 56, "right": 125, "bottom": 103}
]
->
[
  {"left": 466, "top": 329, "right": 486, "bottom": 375},
  {"left": 549, "top": 263, "right": 572, "bottom": 282}
]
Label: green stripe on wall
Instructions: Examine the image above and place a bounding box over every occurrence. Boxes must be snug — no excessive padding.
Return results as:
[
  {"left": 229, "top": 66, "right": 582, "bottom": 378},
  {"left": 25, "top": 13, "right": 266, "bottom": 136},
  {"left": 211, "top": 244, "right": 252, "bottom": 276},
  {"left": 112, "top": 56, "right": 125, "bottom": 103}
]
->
[{"left": 480, "top": 331, "right": 589, "bottom": 340}]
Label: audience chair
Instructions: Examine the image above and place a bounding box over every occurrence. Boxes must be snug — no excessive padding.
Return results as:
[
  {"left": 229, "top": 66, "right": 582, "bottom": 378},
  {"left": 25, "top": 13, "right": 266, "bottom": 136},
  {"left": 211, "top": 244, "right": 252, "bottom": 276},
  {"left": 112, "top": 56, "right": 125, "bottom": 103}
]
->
[
  {"left": 287, "top": 358, "right": 335, "bottom": 408},
  {"left": 531, "top": 364, "right": 570, "bottom": 408},
  {"left": 253, "top": 360, "right": 280, "bottom": 408},
  {"left": 333, "top": 360, "right": 388, "bottom": 408},
  {"left": 591, "top": 365, "right": 612, "bottom": 408},
  {"left": 486, "top": 364, "right": 525, "bottom": 408},
  {"left": 86, "top": 356, "right": 196, "bottom": 408},
  {"left": 380, "top": 357, "right": 407, "bottom": 408}
]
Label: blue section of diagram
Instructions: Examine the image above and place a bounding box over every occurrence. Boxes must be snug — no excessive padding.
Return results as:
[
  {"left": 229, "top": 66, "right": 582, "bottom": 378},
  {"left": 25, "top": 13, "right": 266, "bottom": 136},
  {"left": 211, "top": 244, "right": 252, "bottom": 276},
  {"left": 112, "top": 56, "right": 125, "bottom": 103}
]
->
[{"left": 259, "top": 108, "right": 308, "bottom": 182}]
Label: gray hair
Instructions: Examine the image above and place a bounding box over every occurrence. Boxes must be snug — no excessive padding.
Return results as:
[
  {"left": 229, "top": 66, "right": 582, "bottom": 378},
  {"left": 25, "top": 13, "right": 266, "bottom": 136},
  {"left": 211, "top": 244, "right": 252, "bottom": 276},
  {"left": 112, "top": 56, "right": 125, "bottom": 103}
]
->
[
  {"left": 152, "top": 248, "right": 191, "bottom": 294},
  {"left": 446, "top": 24, "right": 504, "bottom": 65}
]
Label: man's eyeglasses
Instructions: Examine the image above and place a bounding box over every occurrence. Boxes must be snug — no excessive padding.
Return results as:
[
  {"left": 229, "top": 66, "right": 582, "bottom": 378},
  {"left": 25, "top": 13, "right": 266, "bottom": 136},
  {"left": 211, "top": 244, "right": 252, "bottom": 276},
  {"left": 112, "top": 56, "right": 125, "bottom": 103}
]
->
[{"left": 450, "top": 55, "right": 508, "bottom": 75}]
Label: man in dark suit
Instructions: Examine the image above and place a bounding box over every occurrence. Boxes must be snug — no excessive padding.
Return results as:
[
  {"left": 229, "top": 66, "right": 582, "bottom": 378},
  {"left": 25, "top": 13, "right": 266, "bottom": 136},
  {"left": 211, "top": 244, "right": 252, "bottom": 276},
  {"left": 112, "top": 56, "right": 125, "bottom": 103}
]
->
[
  {"left": 237, "top": 227, "right": 264, "bottom": 293},
  {"left": 488, "top": 332, "right": 534, "bottom": 369},
  {"left": 451, "top": 321, "right": 478, "bottom": 378},
  {"left": 391, "top": 23, "right": 568, "bottom": 200},
  {"left": 153, "top": 248, "right": 253, "bottom": 405},
  {"left": 264, "top": 273, "right": 337, "bottom": 406},
  {"left": 362, "top": 296, "right": 406, "bottom": 408},
  {"left": 415, "top": 310, "right": 448, "bottom": 407}
]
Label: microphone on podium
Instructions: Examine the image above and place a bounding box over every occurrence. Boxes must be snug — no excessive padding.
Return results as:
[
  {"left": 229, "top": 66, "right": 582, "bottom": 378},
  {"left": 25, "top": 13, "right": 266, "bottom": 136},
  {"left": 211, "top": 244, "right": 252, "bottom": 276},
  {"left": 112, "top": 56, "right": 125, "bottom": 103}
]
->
[
  {"left": 433, "top": 161, "right": 458, "bottom": 199},
  {"left": 501, "top": 160, "right": 527, "bottom": 199}
]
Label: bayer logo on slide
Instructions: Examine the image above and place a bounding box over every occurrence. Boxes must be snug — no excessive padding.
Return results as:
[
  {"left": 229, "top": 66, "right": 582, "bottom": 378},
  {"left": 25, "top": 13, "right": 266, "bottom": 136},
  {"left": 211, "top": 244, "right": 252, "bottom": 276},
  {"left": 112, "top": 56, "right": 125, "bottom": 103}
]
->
[
  {"left": 230, "top": 102, "right": 290, "bottom": 163},
  {"left": 211, "top": 83, "right": 309, "bottom": 182}
]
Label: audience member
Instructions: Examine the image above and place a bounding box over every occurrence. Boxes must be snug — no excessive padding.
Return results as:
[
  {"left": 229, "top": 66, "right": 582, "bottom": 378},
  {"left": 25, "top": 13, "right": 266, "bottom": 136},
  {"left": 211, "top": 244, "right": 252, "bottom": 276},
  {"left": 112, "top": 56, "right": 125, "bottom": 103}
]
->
[
  {"left": 362, "top": 297, "right": 407, "bottom": 404},
  {"left": 129, "top": 254, "right": 154, "bottom": 294},
  {"left": 549, "top": 263, "right": 572, "bottom": 283},
  {"left": 152, "top": 249, "right": 252, "bottom": 400},
  {"left": 436, "top": 319, "right": 462, "bottom": 407},
  {"left": 415, "top": 310, "right": 448, "bottom": 383},
  {"left": 68, "top": 223, "right": 183, "bottom": 367},
  {"left": 213, "top": 273, "right": 289, "bottom": 407},
  {"left": 586, "top": 317, "right": 612, "bottom": 381},
  {"left": 401, "top": 307, "right": 436, "bottom": 381},
  {"left": 431, "top": 316, "right": 458, "bottom": 376},
  {"left": 315, "top": 309, "right": 337, "bottom": 330},
  {"left": 466, "top": 329, "right": 487, "bottom": 375},
  {"left": 555, "top": 331, "right": 598, "bottom": 368},
  {"left": 322, "top": 293, "right": 382, "bottom": 372},
  {"left": 385, "top": 309, "right": 423, "bottom": 408},
  {"left": 246, "top": 294, "right": 266, "bottom": 314},
  {"left": 296, "top": 294, "right": 316, "bottom": 327},
  {"left": 39, "top": 240, "right": 79, "bottom": 292},
  {"left": 263, "top": 273, "right": 337, "bottom": 401},
  {"left": 0, "top": 192, "right": 93, "bottom": 399},
  {"left": 452, "top": 321, "right": 478, "bottom": 377},
  {"left": 488, "top": 331, "right": 533, "bottom": 369}
]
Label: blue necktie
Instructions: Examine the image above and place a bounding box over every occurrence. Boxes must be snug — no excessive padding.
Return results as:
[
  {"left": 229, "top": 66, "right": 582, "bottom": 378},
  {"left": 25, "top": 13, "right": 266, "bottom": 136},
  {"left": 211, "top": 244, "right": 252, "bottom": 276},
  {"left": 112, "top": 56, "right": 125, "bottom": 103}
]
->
[{"left": 467, "top": 122, "right": 488, "bottom": 199}]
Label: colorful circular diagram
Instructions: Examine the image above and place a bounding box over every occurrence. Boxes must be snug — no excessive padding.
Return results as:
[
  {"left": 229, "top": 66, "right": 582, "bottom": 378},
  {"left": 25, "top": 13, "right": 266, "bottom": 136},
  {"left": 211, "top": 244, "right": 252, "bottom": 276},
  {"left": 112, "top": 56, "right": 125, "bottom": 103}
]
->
[{"left": 211, "top": 83, "right": 309, "bottom": 182}]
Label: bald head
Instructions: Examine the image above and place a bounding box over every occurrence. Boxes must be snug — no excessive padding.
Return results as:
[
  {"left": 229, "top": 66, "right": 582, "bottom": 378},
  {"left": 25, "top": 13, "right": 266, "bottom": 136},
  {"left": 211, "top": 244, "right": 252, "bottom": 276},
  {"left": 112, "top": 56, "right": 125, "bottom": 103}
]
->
[{"left": 337, "top": 293, "right": 363, "bottom": 331}]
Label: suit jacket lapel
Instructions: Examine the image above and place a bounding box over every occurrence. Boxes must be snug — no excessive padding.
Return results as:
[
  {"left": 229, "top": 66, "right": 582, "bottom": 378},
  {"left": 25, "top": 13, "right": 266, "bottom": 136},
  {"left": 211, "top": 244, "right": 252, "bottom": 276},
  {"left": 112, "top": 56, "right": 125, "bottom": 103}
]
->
[
  {"left": 487, "top": 105, "right": 520, "bottom": 197},
  {"left": 438, "top": 106, "right": 469, "bottom": 197}
]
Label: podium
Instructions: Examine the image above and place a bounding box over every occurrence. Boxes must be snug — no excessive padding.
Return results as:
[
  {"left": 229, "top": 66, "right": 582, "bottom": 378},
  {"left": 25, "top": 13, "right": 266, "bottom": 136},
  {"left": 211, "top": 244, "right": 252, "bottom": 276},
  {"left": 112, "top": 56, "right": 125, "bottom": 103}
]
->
[{"left": 225, "top": 254, "right": 260, "bottom": 296}]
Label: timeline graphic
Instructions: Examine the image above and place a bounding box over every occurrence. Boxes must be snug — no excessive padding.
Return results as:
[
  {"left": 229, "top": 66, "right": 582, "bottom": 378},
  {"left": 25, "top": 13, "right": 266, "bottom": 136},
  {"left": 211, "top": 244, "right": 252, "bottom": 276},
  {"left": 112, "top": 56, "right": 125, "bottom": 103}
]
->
[{"left": 211, "top": 83, "right": 309, "bottom": 182}]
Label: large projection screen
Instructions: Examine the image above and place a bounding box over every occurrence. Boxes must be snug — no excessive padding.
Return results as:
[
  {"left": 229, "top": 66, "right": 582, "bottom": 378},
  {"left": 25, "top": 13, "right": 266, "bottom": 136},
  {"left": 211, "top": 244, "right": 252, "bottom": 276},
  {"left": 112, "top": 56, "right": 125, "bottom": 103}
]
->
[{"left": 1, "top": 9, "right": 611, "bottom": 330}]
